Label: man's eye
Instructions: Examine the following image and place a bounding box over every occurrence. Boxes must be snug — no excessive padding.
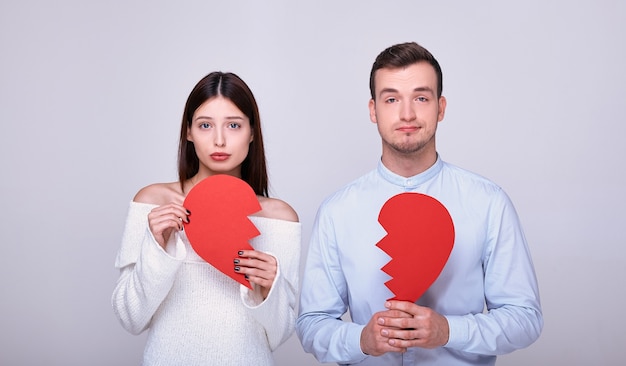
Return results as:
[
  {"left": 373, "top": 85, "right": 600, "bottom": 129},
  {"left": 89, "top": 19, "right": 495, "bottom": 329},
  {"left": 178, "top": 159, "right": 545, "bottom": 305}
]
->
[
  {"left": 416, "top": 97, "right": 428, "bottom": 102},
  {"left": 385, "top": 97, "right": 397, "bottom": 103}
]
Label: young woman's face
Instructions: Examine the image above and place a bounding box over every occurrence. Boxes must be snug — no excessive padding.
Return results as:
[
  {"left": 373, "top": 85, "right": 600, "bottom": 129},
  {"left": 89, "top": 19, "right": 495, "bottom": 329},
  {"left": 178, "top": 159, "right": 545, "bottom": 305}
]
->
[{"left": 187, "top": 96, "right": 253, "bottom": 178}]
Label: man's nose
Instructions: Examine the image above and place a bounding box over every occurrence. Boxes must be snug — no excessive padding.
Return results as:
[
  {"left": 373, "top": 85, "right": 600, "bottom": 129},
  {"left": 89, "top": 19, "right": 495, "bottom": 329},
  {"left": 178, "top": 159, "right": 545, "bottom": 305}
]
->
[{"left": 400, "top": 103, "right": 416, "bottom": 121}]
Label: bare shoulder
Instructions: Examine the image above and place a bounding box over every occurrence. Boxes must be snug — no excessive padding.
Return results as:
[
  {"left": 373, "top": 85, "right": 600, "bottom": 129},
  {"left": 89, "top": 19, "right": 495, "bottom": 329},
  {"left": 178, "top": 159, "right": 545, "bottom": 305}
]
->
[
  {"left": 256, "top": 197, "right": 299, "bottom": 222},
  {"left": 133, "top": 182, "right": 185, "bottom": 206}
]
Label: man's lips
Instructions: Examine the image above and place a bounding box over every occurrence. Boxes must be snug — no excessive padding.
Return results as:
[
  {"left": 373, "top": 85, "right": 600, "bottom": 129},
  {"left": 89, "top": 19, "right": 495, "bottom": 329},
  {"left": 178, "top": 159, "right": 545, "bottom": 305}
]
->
[{"left": 397, "top": 126, "right": 420, "bottom": 132}]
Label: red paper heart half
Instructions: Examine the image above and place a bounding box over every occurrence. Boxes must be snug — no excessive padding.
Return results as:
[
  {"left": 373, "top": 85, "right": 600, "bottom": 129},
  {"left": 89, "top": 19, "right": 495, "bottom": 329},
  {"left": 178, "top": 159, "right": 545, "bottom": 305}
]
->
[
  {"left": 183, "top": 174, "right": 261, "bottom": 288},
  {"left": 376, "top": 192, "right": 455, "bottom": 302}
]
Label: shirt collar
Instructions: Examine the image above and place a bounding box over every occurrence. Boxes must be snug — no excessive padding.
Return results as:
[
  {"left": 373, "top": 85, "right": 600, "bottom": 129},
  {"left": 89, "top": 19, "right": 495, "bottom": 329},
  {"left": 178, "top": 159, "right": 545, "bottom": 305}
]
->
[{"left": 377, "top": 154, "right": 443, "bottom": 190}]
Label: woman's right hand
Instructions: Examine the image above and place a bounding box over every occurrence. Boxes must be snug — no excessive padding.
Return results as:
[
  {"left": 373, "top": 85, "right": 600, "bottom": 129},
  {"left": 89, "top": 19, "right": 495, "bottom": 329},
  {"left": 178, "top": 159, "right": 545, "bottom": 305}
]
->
[{"left": 147, "top": 203, "right": 190, "bottom": 249}]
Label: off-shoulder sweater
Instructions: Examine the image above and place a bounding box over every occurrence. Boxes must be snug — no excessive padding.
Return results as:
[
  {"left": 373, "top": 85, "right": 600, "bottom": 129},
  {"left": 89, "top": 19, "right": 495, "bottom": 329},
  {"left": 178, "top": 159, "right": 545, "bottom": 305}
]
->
[{"left": 112, "top": 201, "right": 301, "bottom": 366}]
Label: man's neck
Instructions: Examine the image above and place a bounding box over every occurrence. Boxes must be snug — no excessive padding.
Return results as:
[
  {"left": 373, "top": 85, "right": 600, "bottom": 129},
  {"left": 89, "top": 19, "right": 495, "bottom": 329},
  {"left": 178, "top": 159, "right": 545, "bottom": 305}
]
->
[{"left": 381, "top": 149, "right": 438, "bottom": 178}]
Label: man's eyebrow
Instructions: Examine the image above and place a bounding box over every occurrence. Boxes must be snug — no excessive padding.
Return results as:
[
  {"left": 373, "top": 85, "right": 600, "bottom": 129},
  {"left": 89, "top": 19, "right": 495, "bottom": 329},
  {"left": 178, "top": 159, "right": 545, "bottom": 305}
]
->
[
  {"left": 378, "top": 86, "right": 435, "bottom": 97},
  {"left": 379, "top": 88, "right": 398, "bottom": 94},
  {"left": 378, "top": 87, "right": 399, "bottom": 96},
  {"left": 413, "top": 86, "right": 435, "bottom": 94}
]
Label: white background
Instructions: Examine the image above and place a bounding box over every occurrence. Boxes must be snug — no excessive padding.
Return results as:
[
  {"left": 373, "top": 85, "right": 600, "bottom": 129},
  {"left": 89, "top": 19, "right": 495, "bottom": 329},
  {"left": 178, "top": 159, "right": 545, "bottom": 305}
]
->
[{"left": 1, "top": 1, "right": 624, "bottom": 365}]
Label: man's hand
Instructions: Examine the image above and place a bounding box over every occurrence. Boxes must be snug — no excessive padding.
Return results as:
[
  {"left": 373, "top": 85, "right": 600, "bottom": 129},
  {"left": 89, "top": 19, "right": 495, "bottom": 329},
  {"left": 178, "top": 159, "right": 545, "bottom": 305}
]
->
[
  {"left": 360, "top": 301, "right": 449, "bottom": 356},
  {"left": 360, "top": 308, "right": 411, "bottom": 356},
  {"left": 379, "top": 300, "right": 449, "bottom": 349}
]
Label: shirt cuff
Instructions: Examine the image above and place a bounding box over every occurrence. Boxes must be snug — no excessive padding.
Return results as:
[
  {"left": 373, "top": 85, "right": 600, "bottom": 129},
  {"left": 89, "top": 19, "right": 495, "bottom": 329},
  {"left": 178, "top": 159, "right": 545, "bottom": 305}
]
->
[
  {"left": 349, "top": 323, "right": 369, "bottom": 362},
  {"left": 444, "top": 315, "right": 470, "bottom": 349}
]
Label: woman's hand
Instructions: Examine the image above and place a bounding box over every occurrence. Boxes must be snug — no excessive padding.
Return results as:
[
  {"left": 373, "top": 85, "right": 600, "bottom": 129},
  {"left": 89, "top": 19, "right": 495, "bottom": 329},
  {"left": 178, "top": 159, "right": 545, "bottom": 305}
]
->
[
  {"left": 147, "top": 203, "right": 190, "bottom": 249},
  {"left": 234, "top": 250, "right": 277, "bottom": 299}
]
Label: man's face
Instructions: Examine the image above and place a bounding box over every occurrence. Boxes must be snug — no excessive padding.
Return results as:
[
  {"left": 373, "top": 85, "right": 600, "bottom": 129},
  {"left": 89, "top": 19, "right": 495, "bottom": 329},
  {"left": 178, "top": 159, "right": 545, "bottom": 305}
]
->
[{"left": 369, "top": 62, "right": 446, "bottom": 158}]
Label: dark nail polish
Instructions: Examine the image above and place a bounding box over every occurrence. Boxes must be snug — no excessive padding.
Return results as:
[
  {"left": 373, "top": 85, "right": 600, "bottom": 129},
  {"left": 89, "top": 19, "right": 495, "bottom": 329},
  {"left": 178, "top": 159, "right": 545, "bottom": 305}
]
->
[
  {"left": 245, "top": 274, "right": 249, "bottom": 279},
  {"left": 234, "top": 259, "right": 240, "bottom": 264},
  {"left": 186, "top": 217, "right": 190, "bottom": 223},
  {"left": 186, "top": 209, "right": 191, "bottom": 215},
  {"left": 234, "top": 266, "right": 240, "bottom": 272},
  {"left": 238, "top": 251, "right": 244, "bottom": 256}
]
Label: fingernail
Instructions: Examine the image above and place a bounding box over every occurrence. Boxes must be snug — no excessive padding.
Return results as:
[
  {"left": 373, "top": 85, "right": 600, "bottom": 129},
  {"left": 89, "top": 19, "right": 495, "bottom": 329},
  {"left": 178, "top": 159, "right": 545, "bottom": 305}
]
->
[
  {"left": 238, "top": 251, "right": 244, "bottom": 256},
  {"left": 234, "top": 259, "right": 240, "bottom": 264},
  {"left": 381, "top": 329, "right": 389, "bottom": 336},
  {"left": 245, "top": 274, "right": 249, "bottom": 279},
  {"left": 186, "top": 217, "right": 190, "bottom": 223},
  {"left": 186, "top": 209, "right": 191, "bottom": 215},
  {"left": 234, "top": 266, "right": 240, "bottom": 272},
  {"left": 378, "top": 317, "right": 384, "bottom": 325}
]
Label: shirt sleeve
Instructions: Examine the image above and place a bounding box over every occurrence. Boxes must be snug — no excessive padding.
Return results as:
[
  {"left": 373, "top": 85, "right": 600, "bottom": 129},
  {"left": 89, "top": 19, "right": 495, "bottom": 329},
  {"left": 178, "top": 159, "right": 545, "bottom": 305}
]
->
[
  {"left": 111, "top": 202, "right": 186, "bottom": 335},
  {"left": 296, "top": 206, "right": 369, "bottom": 364},
  {"left": 444, "top": 189, "right": 543, "bottom": 354},
  {"left": 240, "top": 220, "right": 302, "bottom": 351}
]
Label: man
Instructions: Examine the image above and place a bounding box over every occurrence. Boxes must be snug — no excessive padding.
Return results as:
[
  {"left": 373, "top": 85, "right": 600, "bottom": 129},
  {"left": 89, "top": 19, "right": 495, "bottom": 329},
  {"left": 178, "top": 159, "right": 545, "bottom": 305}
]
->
[{"left": 296, "top": 42, "right": 543, "bottom": 365}]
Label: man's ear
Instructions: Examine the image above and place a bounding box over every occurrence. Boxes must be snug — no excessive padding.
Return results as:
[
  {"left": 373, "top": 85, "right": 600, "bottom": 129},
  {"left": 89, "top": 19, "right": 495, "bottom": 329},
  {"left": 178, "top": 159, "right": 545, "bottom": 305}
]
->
[
  {"left": 369, "top": 99, "right": 377, "bottom": 124},
  {"left": 437, "top": 96, "right": 447, "bottom": 122}
]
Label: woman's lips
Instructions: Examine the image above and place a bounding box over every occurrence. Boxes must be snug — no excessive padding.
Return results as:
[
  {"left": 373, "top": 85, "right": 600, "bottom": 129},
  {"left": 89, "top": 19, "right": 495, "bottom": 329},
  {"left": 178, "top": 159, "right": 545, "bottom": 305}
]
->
[{"left": 210, "top": 153, "right": 230, "bottom": 161}]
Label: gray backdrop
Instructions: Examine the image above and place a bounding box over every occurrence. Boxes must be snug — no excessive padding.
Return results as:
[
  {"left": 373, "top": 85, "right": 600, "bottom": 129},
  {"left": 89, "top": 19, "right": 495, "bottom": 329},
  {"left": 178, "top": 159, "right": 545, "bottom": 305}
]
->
[{"left": 1, "top": 0, "right": 624, "bottom": 365}]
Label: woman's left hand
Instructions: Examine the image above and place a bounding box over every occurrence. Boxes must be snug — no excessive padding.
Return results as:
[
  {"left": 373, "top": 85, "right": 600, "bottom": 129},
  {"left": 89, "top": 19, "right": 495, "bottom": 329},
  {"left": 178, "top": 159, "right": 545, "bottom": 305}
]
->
[{"left": 234, "top": 250, "right": 277, "bottom": 299}]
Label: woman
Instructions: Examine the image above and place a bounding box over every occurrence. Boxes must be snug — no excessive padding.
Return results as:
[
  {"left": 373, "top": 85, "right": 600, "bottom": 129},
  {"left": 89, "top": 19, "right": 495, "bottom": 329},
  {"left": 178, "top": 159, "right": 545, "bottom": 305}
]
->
[{"left": 112, "top": 72, "right": 301, "bottom": 365}]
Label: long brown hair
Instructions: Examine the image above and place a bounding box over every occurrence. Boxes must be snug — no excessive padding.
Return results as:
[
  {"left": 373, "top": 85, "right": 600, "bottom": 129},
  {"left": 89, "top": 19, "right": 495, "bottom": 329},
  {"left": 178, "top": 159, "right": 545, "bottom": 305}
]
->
[{"left": 178, "top": 72, "right": 268, "bottom": 197}]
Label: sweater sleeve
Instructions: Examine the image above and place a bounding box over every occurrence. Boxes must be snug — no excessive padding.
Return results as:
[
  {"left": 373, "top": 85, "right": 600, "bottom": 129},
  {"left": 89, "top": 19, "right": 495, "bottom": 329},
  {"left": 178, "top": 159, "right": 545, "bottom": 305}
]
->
[
  {"left": 111, "top": 202, "right": 187, "bottom": 335},
  {"left": 240, "top": 218, "right": 302, "bottom": 350}
]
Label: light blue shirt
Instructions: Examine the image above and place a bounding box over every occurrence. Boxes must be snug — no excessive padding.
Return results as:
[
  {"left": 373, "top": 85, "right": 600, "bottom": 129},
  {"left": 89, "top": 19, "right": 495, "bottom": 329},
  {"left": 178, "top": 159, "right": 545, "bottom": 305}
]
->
[{"left": 296, "top": 157, "right": 543, "bottom": 365}]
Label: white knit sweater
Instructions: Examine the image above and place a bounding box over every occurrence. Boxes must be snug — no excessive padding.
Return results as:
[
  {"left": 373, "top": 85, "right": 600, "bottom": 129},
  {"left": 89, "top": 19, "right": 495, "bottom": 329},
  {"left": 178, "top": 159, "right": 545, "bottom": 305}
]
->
[{"left": 112, "top": 202, "right": 301, "bottom": 366}]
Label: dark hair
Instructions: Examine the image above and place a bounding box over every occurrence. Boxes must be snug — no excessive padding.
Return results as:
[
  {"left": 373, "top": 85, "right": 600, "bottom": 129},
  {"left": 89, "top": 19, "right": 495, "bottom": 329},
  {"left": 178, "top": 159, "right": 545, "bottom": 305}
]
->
[
  {"left": 369, "top": 42, "right": 443, "bottom": 99},
  {"left": 178, "top": 71, "right": 269, "bottom": 197}
]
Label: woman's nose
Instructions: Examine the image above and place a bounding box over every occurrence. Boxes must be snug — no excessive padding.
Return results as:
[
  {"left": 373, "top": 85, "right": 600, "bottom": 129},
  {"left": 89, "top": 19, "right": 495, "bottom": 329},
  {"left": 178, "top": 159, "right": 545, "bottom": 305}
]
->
[{"left": 214, "top": 130, "right": 225, "bottom": 147}]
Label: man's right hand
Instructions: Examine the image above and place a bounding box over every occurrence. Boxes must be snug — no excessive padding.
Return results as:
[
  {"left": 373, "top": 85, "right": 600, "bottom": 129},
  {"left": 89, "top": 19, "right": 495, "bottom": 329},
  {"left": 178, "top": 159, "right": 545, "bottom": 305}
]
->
[{"left": 360, "top": 308, "right": 412, "bottom": 356}]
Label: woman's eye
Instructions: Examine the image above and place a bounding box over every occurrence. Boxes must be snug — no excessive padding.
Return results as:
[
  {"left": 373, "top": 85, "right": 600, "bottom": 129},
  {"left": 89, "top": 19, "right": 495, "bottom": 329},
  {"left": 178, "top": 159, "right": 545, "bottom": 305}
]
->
[
  {"left": 228, "top": 122, "right": 241, "bottom": 129},
  {"left": 200, "top": 123, "right": 211, "bottom": 129}
]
